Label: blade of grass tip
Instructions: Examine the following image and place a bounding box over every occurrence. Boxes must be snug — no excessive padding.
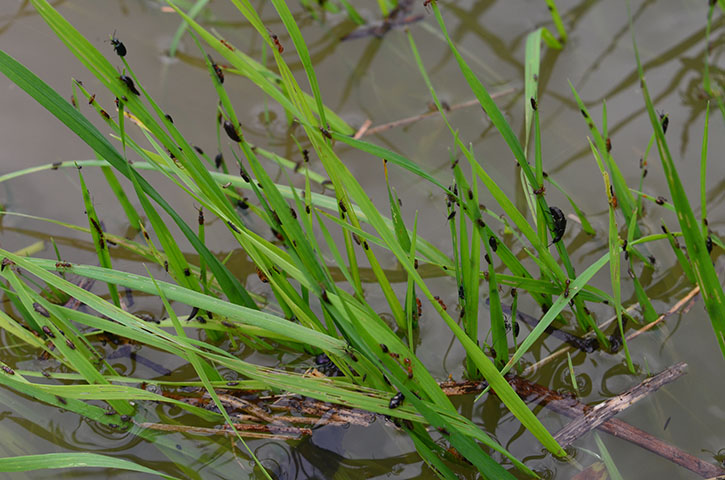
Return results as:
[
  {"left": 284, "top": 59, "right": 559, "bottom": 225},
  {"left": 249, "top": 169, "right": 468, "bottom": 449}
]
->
[
  {"left": 168, "top": 0, "right": 209, "bottom": 57},
  {"left": 0, "top": 452, "right": 181, "bottom": 479},
  {"left": 700, "top": 101, "right": 710, "bottom": 234},
  {"left": 630, "top": 4, "right": 725, "bottom": 359},
  {"left": 544, "top": 0, "right": 568, "bottom": 42},
  {"left": 78, "top": 168, "right": 120, "bottom": 308},
  {"left": 594, "top": 433, "right": 625, "bottom": 480}
]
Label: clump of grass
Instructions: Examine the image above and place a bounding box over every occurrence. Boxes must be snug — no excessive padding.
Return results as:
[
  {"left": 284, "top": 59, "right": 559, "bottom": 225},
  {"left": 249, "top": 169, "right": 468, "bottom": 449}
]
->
[{"left": 0, "top": 0, "right": 721, "bottom": 478}]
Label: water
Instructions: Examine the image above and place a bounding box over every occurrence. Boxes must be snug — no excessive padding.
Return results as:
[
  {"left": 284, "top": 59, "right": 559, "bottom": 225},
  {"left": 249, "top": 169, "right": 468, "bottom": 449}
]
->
[{"left": 0, "top": 0, "right": 724, "bottom": 478}]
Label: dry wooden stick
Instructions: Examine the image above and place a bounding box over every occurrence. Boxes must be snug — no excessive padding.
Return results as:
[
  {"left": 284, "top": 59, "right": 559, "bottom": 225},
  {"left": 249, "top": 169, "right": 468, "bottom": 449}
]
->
[
  {"left": 553, "top": 362, "right": 687, "bottom": 447},
  {"left": 505, "top": 375, "right": 724, "bottom": 479}
]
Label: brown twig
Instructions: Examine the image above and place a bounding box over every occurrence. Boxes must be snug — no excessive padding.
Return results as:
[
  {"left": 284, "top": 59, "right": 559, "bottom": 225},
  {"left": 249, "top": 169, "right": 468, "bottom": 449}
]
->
[
  {"left": 506, "top": 374, "right": 724, "bottom": 479},
  {"left": 553, "top": 362, "right": 687, "bottom": 447}
]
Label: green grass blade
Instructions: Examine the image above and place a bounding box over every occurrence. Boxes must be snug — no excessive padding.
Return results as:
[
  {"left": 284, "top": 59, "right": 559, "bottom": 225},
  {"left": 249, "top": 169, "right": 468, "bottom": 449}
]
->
[{"left": 0, "top": 453, "right": 180, "bottom": 479}]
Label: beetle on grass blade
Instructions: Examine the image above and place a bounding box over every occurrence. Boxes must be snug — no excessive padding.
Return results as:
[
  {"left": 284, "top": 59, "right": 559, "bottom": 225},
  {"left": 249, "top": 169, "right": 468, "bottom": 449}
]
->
[
  {"left": 119, "top": 75, "right": 140, "bottom": 96},
  {"left": 109, "top": 31, "right": 127, "bottom": 57},
  {"left": 549, "top": 206, "right": 566, "bottom": 245}
]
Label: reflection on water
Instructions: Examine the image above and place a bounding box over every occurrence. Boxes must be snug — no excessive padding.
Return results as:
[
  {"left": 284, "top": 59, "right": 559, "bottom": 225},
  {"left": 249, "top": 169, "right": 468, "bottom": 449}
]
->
[{"left": 0, "top": 0, "right": 724, "bottom": 478}]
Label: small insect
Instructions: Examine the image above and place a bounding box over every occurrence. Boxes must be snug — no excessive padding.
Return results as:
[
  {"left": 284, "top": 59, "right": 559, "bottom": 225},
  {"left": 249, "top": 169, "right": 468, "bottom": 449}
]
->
[
  {"left": 380, "top": 343, "right": 389, "bottom": 353},
  {"left": 183, "top": 268, "right": 191, "bottom": 277},
  {"left": 533, "top": 185, "right": 545, "bottom": 195},
  {"left": 88, "top": 94, "right": 96, "bottom": 105},
  {"left": 606, "top": 137, "right": 612, "bottom": 152},
  {"left": 42, "top": 326, "right": 55, "bottom": 338},
  {"left": 70, "top": 95, "right": 77, "bottom": 108},
  {"left": 489, "top": 236, "right": 498, "bottom": 252},
  {"left": 1, "top": 365, "right": 14, "bottom": 375},
  {"left": 484, "top": 253, "right": 491, "bottom": 264},
  {"left": 119, "top": 75, "right": 140, "bottom": 96},
  {"left": 407, "top": 365, "right": 413, "bottom": 379},
  {"left": 434, "top": 296, "right": 447, "bottom": 311},
  {"left": 193, "top": 146, "right": 204, "bottom": 156},
  {"left": 164, "top": 113, "right": 174, "bottom": 124},
  {"left": 338, "top": 200, "right": 347, "bottom": 213},
  {"left": 270, "top": 33, "right": 284, "bottom": 53},
  {"left": 221, "top": 39, "right": 234, "bottom": 51},
  {"left": 423, "top": 0, "right": 434, "bottom": 6},
  {"left": 467, "top": 189, "right": 473, "bottom": 200},
  {"left": 120, "top": 414, "right": 131, "bottom": 423},
  {"left": 549, "top": 206, "right": 566, "bottom": 244},
  {"left": 658, "top": 111, "right": 669, "bottom": 135},
  {"left": 447, "top": 210, "right": 456, "bottom": 220},
  {"left": 655, "top": 196, "right": 666, "bottom": 205},
  {"left": 196, "top": 207, "right": 204, "bottom": 226},
  {"left": 320, "top": 127, "right": 332, "bottom": 139},
  {"left": 90, "top": 217, "right": 104, "bottom": 236},
  {"left": 1, "top": 258, "right": 15, "bottom": 271},
  {"left": 416, "top": 297, "right": 422, "bottom": 318},
  {"left": 33, "top": 302, "right": 50, "bottom": 318},
  {"left": 110, "top": 32, "right": 127, "bottom": 57},
  {"left": 563, "top": 279, "right": 570, "bottom": 298},
  {"left": 610, "top": 191, "right": 618, "bottom": 208},
  {"left": 513, "top": 322, "right": 520, "bottom": 337},
  {"left": 212, "top": 153, "right": 223, "bottom": 169},
  {"left": 321, "top": 288, "right": 331, "bottom": 304},
  {"left": 51, "top": 162, "right": 62, "bottom": 170},
  {"left": 707, "top": 235, "right": 713, "bottom": 254},
  {"left": 476, "top": 218, "right": 485, "bottom": 228},
  {"left": 530, "top": 97, "right": 538, "bottom": 111},
  {"left": 414, "top": 259, "right": 419, "bottom": 269},
  {"left": 223, "top": 120, "right": 242, "bottom": 142},
  {"left": 99, "top": 109, "right": 110, "bottom": 120},
  {"left": 208, "top": 55, "right": 224, "bottom": 84},
  {"left": 163, "top": 260, "right": 169, "bottom": 272},
  {"left": 66, "top": 339, "right": 76, "bottom": 350},
  {"left": 256, "top": 266, "right": 269, "bottom": 283},
  {"left": 289, "top": 207, "right": 297, "bottom": 220},
  {"left": 188, "top": 306, "right": 200, "bottom": 322},
  {"left": 389, "top": 391, "right": 405, "bottom": 409}
]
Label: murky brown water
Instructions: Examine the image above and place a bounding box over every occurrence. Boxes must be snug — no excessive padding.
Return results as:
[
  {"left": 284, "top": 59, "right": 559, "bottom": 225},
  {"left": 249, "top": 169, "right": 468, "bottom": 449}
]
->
[{"left": 1, "top": 0, "right": 724, "bottom": 478}]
